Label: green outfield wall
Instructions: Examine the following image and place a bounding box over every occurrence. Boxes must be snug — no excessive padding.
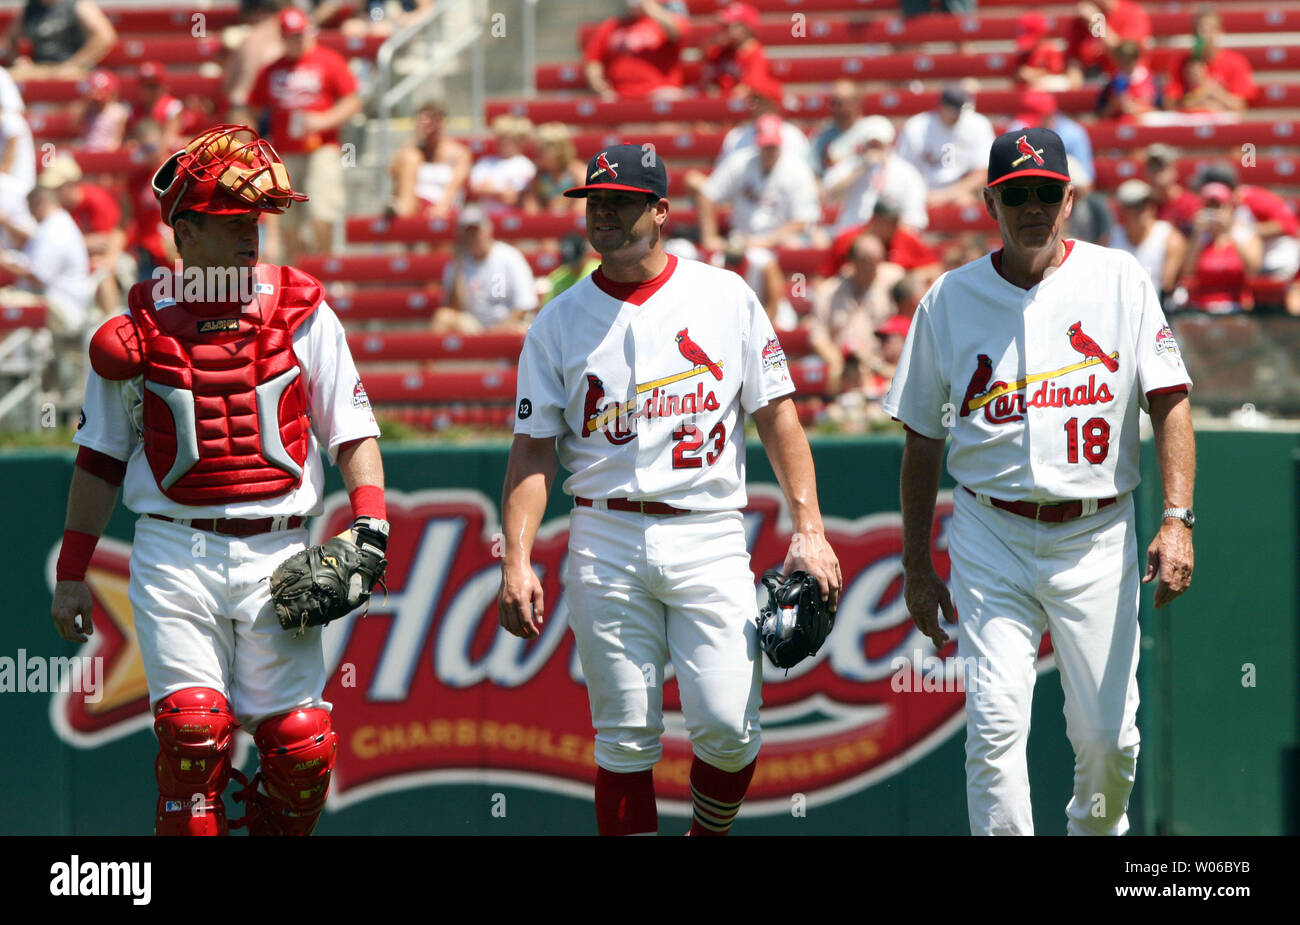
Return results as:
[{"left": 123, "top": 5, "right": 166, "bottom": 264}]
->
[{"left": 1, "top": 431, "right": 1293, "bottom": 835}]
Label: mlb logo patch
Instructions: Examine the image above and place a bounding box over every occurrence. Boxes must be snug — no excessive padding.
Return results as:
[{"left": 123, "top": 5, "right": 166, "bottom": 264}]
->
[
  {"left": 163, "top": 801, "right": 185, "bottom": 812},
  {"left": 255, "top": 282, "right": 275, "bottom": 295}
]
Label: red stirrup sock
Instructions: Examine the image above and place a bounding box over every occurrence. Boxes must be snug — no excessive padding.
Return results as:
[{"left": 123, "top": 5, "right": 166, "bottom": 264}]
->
[
  {"left": 688, "top": 757, "right": 756, "bottom": 836},
  {"left": 594, "top": 767, "right": 657, "bottom": 836}
]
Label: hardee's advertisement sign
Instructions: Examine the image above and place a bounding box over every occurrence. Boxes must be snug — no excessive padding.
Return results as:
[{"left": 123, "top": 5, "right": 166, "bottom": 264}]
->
[{"left": 48, "top": 486, "right": 1024, "bottom": 816}]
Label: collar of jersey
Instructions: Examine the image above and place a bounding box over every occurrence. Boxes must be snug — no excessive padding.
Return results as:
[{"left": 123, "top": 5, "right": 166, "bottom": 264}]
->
[
  {"left": 591, "top": 253, "right": 678, "bottom": 305},
  {"left": 989, "top": 239, "right": 1076, "bottom": 292}
]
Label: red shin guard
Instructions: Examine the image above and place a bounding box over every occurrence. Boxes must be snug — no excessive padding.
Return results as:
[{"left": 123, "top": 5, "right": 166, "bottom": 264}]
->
[
  {"left": 234, "top": 708, "right": 337, "bottom": 836},
  {"left": 595, "top": 767, "right": 658, "bottom": 836},
  {"left": 153, "top": 688, "right": 236, "bottom": 836}
]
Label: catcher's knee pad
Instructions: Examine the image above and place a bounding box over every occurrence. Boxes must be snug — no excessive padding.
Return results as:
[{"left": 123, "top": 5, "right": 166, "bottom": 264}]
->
[
  {"left": 153, "top": 687, "right": 236, "bottom": 836},
  {"left": 241, "top": 708, "right": 337, "bottom": 836}
]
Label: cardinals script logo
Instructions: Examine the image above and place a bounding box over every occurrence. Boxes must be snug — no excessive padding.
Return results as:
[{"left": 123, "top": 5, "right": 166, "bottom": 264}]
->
[
  {"left": 48, "top": 488, "right": 1055, "bottom": 817},
  {"left": 582, "top": 330, "right": 725, "bottom": 443},
  {"left": 961, "top": 322, "right": 1119, "bottom": 424}
]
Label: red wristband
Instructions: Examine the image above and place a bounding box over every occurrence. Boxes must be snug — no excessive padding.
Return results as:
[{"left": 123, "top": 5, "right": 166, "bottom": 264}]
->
[
  {"left": 349, "top": 484, "right": 386, "bottom": 521},
  {"left": 56, "top": 529, "right": 100, "bottom": 582}
]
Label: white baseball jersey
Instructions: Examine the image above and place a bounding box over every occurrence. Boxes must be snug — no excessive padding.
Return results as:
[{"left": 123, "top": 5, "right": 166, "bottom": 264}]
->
[
  {"left": 883, "top": 240, "right": 1191, "bottom": 501},
  {"left": 514, "top": 254, "right": 794, "bottom": 510},
  {"left": 702, "top": 148, "right": 822, "bottom": 238},
  {"left": 895, "top": 108, "right": 996, "bottom": 190},
  {"left": 825, "top": 153, "right": 929, "bottom": 232},
  {"left": 75, "top": 300, "right": 380, "bottom": 519}
]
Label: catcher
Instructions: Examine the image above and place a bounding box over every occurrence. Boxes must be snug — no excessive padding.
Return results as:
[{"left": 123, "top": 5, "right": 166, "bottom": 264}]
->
[{"left": 49, "top": 125, "right": 387, "bottom": 836}]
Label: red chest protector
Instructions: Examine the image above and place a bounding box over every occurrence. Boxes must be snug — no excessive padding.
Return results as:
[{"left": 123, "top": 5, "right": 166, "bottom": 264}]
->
[{"left": 91, "top": 264, "right": 323, "bottom": 505}]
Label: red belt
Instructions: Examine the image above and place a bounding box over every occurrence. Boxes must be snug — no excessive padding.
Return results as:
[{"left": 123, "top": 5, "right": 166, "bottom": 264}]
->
[
  {"left": 147, "top": 513, "right": 306, "bottom": 536},
  {"left": 963, "top": 487, "right": 1117, "bottom": 523},
  {"left": 575, "top": 497, "right": 695, "bottom": 516}
]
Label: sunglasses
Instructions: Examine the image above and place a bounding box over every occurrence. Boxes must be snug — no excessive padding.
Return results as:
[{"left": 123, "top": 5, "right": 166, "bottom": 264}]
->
[{"left": 996, "top": 184, "right": 1066, "bottom": 207}]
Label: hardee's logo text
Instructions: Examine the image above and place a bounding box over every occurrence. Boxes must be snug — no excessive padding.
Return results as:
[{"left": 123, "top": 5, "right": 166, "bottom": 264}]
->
[{"left": 962, "top": 322, "right": 1119, "bottom": 424}]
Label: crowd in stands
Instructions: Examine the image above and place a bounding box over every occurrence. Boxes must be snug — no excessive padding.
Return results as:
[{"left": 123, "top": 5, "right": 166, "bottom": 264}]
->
[{"left": 2, "top": 0, "right": 1300, "bottom": 431}]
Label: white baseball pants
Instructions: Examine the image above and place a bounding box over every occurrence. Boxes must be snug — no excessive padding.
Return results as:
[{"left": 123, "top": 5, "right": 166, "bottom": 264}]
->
[
  {"left": 949, "top": 489, "right": 1142, "bottom": 836},
  {"left": 563, "top": 505, "right": 763, "bottom": 775},
  {"left": 127, "top": 515, "right": 331, "bottom": 731}
]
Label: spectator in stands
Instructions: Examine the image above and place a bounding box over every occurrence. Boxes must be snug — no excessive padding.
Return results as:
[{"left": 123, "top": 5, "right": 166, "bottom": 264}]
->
[
  {"left": 432, "top": 205, "right": 538, "bottom": 333},
  {"left": 941, "top": 233, "right": 988, "bottom": 272},
  {"left": 1196, "top": 164, "right": 1300, "bottom": 290},
  {"left": 347, "top": 0, "right": 434, "bottom": 37},
  {"left": 890, "top": 273, "right": 924, "bottom": 319},
  {"left": 125, "top": 118, "right": 176, "bottom": 279},
  {"left": 823, "top": 115, "right": 928, "bottom": 233},
  {"left": 0, "top": 185, "right": 92, "bottom": 335},
  {"left": 808, "top": 232, "right": 900, "bottom": 394},
  {"left": 1015, "top": 12, "right": 1069, "bottom": 90},
  {"left": 1178, "top": 181, "right": 1262, "bottom": 314},
  {"left": 468, "top": 115, "right": 537, "bottom": 214},
  {"left": 132, "top": 61, "right": 191, "bottom": 152},
  {"left": 225, "top": 0, "right": 289, "bottom": 116},
  {"left": 1145, "top": 144, "right": 1200, "bottom": 236},
  {"left": 698, "top": 114, "right": 822, "bottom": 253},
  {"left": 40, "top": 153, "right": 128, "bottom": 314},
  {"left": 583, "top": 0, "right": 691, "bottom": 101},
  {"left": 78, "top": 69, "right": 129, "bottom": 153},
  {"left": 1066, "top": 0, "right": 1151, "bottom": 87},
  {"left": 0, "top": 73, "right": 35, "bottom": 235},
  {"left": 895, "top": 84, "right": 995, "bottom": 209},
  {"left": 1065, "top": 155, "right": 1111, "bottom": 245},
  {"left": 863, "top": 313, "right": 911, "bottom": 402},
  {"left": 1, "top": 0, "right": 117, "bottom": 80},
  {"left": 1097, "top": 40, "right": 1162, "bottom": 121},
  {"left": 697, "top": 3, "right": 782, "bottom": 102},
  {"left": 863, "top": 197, "right": 942, "bottom": 288},
  {"left": 1110, "top": 179, "right": 1187, "bottom": 303},
  {"left": 811, "top": 81, "right": 861, "bottom": 177},
  {"left": 1165, "top": 7, "right": 1258, "bottom": 115},
  {"left": 1006, "top": 91, "right": 1096, "bottom": 188},
  {"left": 247, "top": 6, "right": 363, "bottom": 261},
  {"left": 712, "top": 241, "right": 798, "bottom": 330},
  {"left": 542, "top": 233, "right": 600, "bottom": 305},
  {"left": 388, "top": 101, "right": 471, "bottom": 220},
  {"left": 523, "top": 123, "right": 586, "bottom": 216}
]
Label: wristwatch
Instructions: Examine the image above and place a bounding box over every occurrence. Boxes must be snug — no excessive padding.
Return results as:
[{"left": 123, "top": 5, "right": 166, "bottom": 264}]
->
[{"left": 1162, "top": 508, "right": 1196, "bottom": 529}]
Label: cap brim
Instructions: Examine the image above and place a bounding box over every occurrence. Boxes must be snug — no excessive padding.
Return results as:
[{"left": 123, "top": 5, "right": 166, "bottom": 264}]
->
[
  {"left": 988, "top": 168, "right": 1072, "bottom": 186},
  {"left": 564, "top": 182, "right": 659, "bottom": 198}
]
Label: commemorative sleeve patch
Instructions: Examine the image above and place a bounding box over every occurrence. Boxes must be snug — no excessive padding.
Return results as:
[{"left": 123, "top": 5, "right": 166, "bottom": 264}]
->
[
  {"left": 1154, "top": 324, "right": 1180, "bottom": 357},
  {"left": 352, "top": 377, "right": 371, "bottom": 408},
  {"left": 517, "top": 398, "right": 532, "bottom": 419},
  {"left": 761, "top": 336, "right": 787, "bottom": 370}
]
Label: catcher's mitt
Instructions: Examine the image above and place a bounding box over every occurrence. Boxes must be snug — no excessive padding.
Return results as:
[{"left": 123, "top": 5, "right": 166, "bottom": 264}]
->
[
  {"left": 271, "top": 518, "right": 388, "bottom": 636},
  {"left": 758, "top": 569, "right": 834, "bottom": 670}
]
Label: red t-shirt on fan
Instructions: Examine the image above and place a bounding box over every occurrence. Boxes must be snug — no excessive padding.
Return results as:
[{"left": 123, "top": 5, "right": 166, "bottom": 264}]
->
[
  {"left": 248, "top": 45, "right": 359, "bottom": 154},
  {"left": 69, "top": 183, "right": 121, "bottom": 234},
  {"left": 1188, "top": 238, "right": 1248, "bottom": 310},
  {"left": 584, "top": 14, "right": 689, "bottom": 98}
]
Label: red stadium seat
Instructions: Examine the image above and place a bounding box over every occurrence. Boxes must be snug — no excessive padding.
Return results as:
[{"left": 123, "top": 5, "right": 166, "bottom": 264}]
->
[
  {"left": 0, "top": 305, "right": 47, "bottom": 332},
  {"left": 362, "top": 369, "right": 518, "bottom": 403},
  {"left": 16, "top": 73, "right": 223, "bottom": 106},
  {"left": 330, "top": 288, "right": 445, "bottom": 322},
  {"left": 347, "top": 331, "right": 526, "bottom": 363}
]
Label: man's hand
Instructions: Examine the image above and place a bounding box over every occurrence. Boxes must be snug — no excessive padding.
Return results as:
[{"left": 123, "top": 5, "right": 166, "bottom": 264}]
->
[
  {"left": 52, "top": 580, "right": 95, "bottom": 643},
  {"left": 903, "top": 566, "right": 956, "bottom": 649},
  {"left": 782, "top": 529, "right": 842, "bottom": 612},
  {"left": 498, "top": 560, "right": 545, "bottom": 639},
  {"left": 1143, "top": 522, "right": 1193, "bottom": 608}
]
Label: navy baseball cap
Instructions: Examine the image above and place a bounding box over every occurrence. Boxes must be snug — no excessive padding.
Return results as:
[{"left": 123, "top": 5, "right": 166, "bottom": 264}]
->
[
  {"left": 564, "top": 143, "right": 669, "bottom": 199},
  {"left": 987, "top": 127, "right": 1071, "bottom": 187}
]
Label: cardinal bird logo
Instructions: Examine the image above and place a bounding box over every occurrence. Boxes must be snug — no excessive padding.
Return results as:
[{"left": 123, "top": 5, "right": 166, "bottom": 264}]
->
[
  {"left": 676, "top": 328, "right": 724, "bottom": 380},
  {"left": 583, "top": 374, "right": 607, "bottom": 433},
  {"left": 1066, "top": 322, "right": 1119, "bottom": 372},
  {"left": 593, "top": 152, "right": 618, "bottom": 180},
  {"left": 1012, "top": 135, "right": 1045, "bottom": 168},
  {"left": 961, "top": 354, "right": 993, "bottom": 416}
]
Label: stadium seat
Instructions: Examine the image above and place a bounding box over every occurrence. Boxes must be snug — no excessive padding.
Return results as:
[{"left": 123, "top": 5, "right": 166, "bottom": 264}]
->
[
  {"left": 0, "top": 305, "right": 47, "bottom": 333},
  {"left": 348, "top": 331, "right": 526, "bottom": 363},
  {"left": 15, "top": 73, "right": 223, "bottom": 106},
  {"left": 330, "top": 288, "right": 445, "bottom": 322}
]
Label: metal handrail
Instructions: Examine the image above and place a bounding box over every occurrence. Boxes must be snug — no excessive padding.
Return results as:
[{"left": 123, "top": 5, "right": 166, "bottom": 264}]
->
[{"left": 373, "top": 0, "right": 486, "bottom": 209}]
